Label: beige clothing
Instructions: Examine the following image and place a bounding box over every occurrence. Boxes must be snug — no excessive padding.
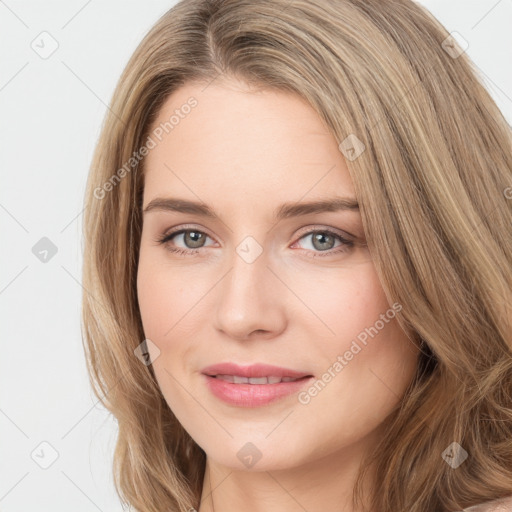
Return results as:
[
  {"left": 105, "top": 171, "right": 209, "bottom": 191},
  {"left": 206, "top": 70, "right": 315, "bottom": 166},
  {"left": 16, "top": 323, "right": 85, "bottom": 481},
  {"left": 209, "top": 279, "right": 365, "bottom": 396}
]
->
[{"left": 461, "top": 495, "right": 512, "bottom": 512}]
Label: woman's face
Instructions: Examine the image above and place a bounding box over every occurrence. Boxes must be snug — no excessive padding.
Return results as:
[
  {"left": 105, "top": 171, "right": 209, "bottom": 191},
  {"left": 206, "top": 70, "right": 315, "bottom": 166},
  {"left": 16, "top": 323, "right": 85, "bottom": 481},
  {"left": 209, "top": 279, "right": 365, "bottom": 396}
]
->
[{"left": 137, "top": 77, "right": 419, "bottom": 472}]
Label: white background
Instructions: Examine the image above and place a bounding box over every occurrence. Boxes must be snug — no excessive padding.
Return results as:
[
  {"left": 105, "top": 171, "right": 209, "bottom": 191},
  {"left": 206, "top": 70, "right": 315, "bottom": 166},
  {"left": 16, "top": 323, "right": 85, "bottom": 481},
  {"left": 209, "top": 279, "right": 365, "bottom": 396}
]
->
[{"left": 1, "top": 1, "right": 511, "bottom": 511}]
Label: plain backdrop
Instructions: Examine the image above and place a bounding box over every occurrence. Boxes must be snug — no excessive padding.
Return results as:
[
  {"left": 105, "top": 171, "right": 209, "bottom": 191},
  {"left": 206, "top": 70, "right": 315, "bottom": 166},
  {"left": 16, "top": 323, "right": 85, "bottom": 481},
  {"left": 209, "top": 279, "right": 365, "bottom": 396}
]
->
[{"left": 1, "top": 1, "right": 511, "bottom": 511}]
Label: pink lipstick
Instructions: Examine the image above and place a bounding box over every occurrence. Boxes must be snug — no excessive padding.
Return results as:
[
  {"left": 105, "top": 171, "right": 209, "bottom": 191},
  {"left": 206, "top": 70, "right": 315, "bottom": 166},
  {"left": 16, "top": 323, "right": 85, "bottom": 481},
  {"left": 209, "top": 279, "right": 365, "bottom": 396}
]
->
[{"left": 201, "top": 362, "right": 314, "bottom": 407}]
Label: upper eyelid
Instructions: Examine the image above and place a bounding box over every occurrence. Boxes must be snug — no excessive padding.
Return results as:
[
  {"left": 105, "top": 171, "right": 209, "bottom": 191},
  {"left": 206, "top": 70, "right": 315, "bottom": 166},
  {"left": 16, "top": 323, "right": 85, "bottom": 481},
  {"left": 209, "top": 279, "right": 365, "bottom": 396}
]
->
[
  {"left": 163, "top": 224, "right": 217, "bottom": 243},
  {"left": 295, "top": 225, "right": 353, "bottom": 240}
]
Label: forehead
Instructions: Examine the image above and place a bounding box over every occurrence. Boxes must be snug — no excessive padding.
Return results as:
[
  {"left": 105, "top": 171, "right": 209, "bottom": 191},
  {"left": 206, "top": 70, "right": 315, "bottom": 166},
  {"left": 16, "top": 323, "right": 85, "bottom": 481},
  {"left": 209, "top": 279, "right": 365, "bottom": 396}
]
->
[{"left": 143, "top": 79, "right": 356, "bottom": 208}]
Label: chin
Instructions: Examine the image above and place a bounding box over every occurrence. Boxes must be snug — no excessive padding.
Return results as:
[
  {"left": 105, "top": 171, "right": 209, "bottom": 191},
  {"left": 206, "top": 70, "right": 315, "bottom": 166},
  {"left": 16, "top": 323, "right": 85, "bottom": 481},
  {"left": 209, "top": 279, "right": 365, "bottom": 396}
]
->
[{"left": 204, "top": 438, "right": 308, "bottom": 473}]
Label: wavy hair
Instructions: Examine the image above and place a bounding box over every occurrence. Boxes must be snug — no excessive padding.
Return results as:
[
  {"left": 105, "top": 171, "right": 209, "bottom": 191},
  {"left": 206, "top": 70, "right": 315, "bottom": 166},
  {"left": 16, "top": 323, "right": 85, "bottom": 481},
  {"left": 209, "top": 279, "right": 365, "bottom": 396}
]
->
[{"left": 81, "top": 0, "right": 512, "bottom": 510}]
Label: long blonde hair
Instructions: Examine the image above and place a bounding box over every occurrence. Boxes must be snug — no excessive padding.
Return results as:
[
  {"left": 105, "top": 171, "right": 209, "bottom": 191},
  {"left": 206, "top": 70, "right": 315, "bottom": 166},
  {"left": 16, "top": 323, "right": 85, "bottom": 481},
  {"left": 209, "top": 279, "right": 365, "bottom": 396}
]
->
[{"left": 81, "top": 1, "right": 512, "bottom": 510}]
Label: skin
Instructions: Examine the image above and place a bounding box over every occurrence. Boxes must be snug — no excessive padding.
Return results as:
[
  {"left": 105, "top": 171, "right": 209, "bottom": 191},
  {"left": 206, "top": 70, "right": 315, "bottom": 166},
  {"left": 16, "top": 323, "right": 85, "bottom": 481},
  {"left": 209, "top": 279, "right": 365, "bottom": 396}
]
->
[{"left": 137, "top": 77, "right": 420, "bottom": 512}]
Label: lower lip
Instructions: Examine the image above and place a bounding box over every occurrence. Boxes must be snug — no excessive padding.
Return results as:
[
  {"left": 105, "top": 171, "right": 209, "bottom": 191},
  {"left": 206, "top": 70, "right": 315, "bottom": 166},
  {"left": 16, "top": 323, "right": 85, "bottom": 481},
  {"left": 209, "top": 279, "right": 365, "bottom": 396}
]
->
[{"left": 203, "top": 374, "right": 314, "bottom": 407}]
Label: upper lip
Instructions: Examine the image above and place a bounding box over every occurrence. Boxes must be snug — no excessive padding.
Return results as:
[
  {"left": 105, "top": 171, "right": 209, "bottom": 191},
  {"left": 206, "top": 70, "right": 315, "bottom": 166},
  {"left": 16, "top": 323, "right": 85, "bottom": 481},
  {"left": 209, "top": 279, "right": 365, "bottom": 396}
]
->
[{"left": 201, "top": 362, "right": 312, "bottom": 379}]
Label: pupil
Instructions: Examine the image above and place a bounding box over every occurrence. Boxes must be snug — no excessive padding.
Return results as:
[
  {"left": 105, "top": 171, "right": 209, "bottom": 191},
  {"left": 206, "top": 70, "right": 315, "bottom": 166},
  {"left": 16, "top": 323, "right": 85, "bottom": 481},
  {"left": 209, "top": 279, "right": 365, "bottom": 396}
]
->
[
  {"left": 186, "top": 231, "right": 204, "bottom": 248},
  {"left": 313, "top": 232, "right": 334, "bottom": 251}
]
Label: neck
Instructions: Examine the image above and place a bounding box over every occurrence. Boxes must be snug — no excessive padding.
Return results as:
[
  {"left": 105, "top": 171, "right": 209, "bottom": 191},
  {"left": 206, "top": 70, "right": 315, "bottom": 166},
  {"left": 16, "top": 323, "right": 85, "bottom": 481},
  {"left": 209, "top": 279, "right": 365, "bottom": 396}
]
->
[{"left": 197, "top": 431, "right": 378, "bottom": 512}]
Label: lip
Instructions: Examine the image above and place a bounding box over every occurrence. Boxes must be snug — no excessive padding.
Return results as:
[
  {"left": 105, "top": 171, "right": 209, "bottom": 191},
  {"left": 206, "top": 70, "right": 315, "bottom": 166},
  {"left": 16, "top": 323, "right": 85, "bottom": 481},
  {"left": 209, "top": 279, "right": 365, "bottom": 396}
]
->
[
  {"left": 201, "top": 362, "right": 312, "bottom": 379},
  {"left": 201, "top": 362, "right": 314, "bottom": 407}
]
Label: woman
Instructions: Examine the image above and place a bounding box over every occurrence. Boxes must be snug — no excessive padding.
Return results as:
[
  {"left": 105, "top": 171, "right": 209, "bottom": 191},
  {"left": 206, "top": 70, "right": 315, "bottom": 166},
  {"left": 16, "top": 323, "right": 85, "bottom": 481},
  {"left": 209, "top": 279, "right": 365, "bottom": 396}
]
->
[{"left": 81, "top": 1, "right": 512, "bottom": 511}]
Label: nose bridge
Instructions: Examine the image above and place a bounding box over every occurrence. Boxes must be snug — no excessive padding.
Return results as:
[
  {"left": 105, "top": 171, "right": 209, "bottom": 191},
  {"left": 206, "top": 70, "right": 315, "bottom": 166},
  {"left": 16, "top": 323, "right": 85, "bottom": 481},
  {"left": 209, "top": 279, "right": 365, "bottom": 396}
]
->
[
  {"left": 224, "top": 235, "right": 270, "bottom": 304},
  {"left": 214, "top": 234, "right": 285, "bottom": 338}
]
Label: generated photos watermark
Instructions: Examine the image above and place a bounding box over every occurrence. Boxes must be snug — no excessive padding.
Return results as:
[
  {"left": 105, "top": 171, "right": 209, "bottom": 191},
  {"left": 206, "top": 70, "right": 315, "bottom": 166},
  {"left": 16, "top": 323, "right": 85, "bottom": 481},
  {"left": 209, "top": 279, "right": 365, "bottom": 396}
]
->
[
  {"left": 298, "top": 302, "right": 403, "bottom": 405},
  {"left": 93, "top": 96, "right": 198, "bottom": 200}
]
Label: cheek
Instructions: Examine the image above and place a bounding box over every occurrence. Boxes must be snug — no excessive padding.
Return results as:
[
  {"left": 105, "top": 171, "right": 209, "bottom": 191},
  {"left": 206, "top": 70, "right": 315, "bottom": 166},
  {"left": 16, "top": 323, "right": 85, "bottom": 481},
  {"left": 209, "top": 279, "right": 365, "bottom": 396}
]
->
[
  {"left": 136, "top": 253, "right": 196, "bottom": 402},
  {"left": 136, "top": 249, "right": 202, "bottom": 339},
  {"left": 293, "top": 263, "right": 417, "bottom": 417},
  {"left": 137, "top": 261, "right": 173, "bottom": 339},
  {"left": 290, "top": 261, "right": 393, "bottom": 348}
]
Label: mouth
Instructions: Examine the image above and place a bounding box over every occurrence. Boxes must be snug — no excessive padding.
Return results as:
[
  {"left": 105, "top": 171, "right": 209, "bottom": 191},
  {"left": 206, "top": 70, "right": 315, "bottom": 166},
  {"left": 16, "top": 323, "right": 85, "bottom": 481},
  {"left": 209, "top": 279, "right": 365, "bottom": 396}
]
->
[
  {"left": 209, "top": 374, "right": 310, "bottom": 384},
  {"left": 201, "top": 363, "right": 314, "bottom": 407},
  {"left": 201, "top": 362, "right": 313, "bottom": 380}
]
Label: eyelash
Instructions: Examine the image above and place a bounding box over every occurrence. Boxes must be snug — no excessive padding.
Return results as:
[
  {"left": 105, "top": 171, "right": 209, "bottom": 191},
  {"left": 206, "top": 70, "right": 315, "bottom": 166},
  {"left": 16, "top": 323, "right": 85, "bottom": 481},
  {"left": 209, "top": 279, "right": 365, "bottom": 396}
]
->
[{"left": 155, "top": 225, "right": 354, "bottom": 258}]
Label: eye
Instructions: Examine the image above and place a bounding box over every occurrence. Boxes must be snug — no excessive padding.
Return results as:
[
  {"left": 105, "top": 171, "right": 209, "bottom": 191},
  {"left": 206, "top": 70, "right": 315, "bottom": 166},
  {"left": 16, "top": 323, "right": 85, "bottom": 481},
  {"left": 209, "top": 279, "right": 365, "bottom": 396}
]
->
[
  {"left": 156, "top": 227, "right": 215, "bottom": 256},
  {"left": 155, "top": 226, "right": 355, "bottom": 258},
  {"left": 292, "top": 228, "right": 354, "bottom": 258}
]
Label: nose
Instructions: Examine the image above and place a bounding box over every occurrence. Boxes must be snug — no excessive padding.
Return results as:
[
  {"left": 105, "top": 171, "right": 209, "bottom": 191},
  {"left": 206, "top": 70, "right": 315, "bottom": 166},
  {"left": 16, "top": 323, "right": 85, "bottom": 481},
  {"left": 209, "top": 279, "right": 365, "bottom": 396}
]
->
[{"left": 214, "top": 242, "right": 287, "bottom": 341}]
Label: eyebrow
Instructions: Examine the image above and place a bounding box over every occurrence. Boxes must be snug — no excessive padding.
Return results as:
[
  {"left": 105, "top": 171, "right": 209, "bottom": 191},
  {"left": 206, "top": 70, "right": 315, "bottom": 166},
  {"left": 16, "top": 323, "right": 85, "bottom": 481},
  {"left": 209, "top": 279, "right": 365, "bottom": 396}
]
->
[{"left": 143, "top": 196, "right": 359, "bottom": 221}]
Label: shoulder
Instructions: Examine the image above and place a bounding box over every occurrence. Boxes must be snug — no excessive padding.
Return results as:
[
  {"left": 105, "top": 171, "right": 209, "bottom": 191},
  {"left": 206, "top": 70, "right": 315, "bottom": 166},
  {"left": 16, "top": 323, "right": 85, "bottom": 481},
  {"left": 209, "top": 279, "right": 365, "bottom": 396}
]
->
[{"left": 462, "top": 495, "right": 512, "bottom": 512}]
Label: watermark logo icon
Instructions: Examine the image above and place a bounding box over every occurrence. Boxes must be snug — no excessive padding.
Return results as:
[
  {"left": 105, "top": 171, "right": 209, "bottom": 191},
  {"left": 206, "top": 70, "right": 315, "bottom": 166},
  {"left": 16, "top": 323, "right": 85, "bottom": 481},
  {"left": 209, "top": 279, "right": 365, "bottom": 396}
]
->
[
  {"left": 31, "top": 441, "right": 59, "bottom": 469},
  {"left": 338, "top": 134, "right": 366, "bottom": 161},
  {"left": 31, "top": 31, "right": 59, "bottom": 59},
  {"left": 237, "top": 442, "right": 262, "bottom": 469},
  {"left": 32, "top": 237, "right": 58, "bottom": 263},
  {"left": 134, "top": 338, "right": 161, "bottom": 366},
  {"left": 441, "top": 441, "right": 468, "bottom": 469},
  {"left": 441, "top": 32, "right": 468, "bottom": 59},
  {"left": 236, "top": 236, "right": 263, "bottom": 264}
]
